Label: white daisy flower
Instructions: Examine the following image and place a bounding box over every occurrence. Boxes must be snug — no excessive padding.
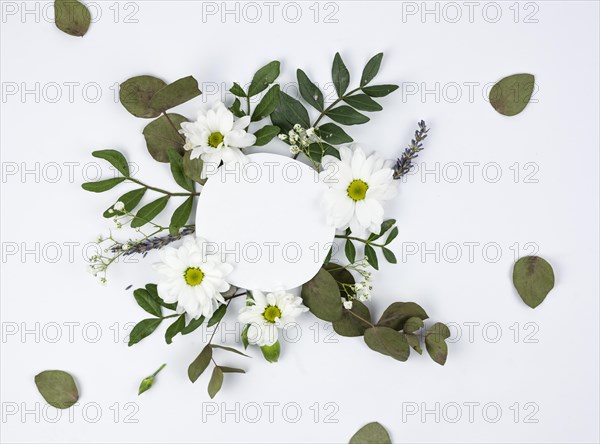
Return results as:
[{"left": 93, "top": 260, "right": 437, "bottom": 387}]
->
[
  {"left": 238, "top": 290, "right": 308, "bottom": 347},
  {"left": 320, "top": 144, "right": 397, "bottom": 237},
  {"left": 153, "top": 237, "right": 233, "bottom": 320},
  {"left": 180, "top": 102, "right": 256, "bottom": 179}
]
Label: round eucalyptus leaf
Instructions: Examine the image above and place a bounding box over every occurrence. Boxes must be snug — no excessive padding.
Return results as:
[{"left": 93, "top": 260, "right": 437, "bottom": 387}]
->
[
  {"left": 377, "top": 302, "right": 428, "bottom": 331},
  {"left": 425, "top": 323, "right": 450, "bottom": 366},
  {"left": 119, "top": 76, "right": 167, "bottom": 118},
  {"left": 350, "top": 422, "right": 391, "bottom": 444},
  {"left": 513, "top": 256, "right": 555, "bottom": 308},
  {"left": 34, "top": 370, "right": 79, "bottom": 409},
  {"left": 364, "top": 326, "right": 410, "bottom": 362},
  {"left": 54, "top": 0, "right": 91, "bottom": 37},
  {"left": 301, "top": 268, "right": 343, "bottom": 322},
  {"left": 143, "top": 113, "right": 188, "bottom": 162},
  {"left": 333, "top": 300, "right": 371, "bottom": 337},
  {"left": 489, "top": 73, "right": 535, "bottom": 116}
]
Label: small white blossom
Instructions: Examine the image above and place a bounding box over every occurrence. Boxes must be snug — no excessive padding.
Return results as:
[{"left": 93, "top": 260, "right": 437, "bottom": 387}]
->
[
  {"left": 343, "top": 300, "right": 353, "bottom": 310},
  {"left": 113, "top": 201, "right": 125, "bottom": 212}
]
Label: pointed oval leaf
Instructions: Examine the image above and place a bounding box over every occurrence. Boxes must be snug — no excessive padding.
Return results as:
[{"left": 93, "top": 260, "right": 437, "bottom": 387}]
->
[
  {"left": 332, "top": 52, "right": 350, "bottom": 97},
  {"left": 188, "top": 345, "right": 212, "bottom": 383},
  {"left": 169, "top": 196, "right": 193, "bottom": 235},
  {"left": 183, "top": 151, "right": 206, "bottom": 185},
  {"left": 253, "top": 125, "right": 280, "bottom": 147},
  {"left": 297, "top": 69, "right": 324, "bottom": 111},
  {"left": 332, "top": 300, "right": 371, "bottom": 337},
  {"left": 326, "top": 106, "right": 369, "bottom": 126},
  {"left": 364, "top": 244, "right": 379, "bottom": 270},
  {"left": 150, "top": 76, "right": 201, "bottom": 112},
  {"left": 513, "top": 255, "right": 554, "bottom": 308},
  {"left": 133, "top": 288, "right": 163, "bottom": 317},
  {"left": 181, "top": 316, "right": 205, "bottom": 335},
  {"left": 364, "top": 327, "right": 410, "bottom": 362},
  {"left": 167, "top": 149, "right": 194, "bottom": 192},
  {"left": 425, "top": 323, "right": 450, "bottom": 366},
  {"left": 165, "top": 314, "right": 186, "bottom": 344},
  {"left": 489, "top": 73, "right": 535, "bottom": 116},
  {"left": 131, "top": 195, "right": 170, "bottom": 228},
  {"left": 361, "top": 84, "right": 398, "bottom": 97},
  {"left": 34, "top": 370, "right": 79, "bottom": 409},
  {"left": 315, "top": 123, "right": 353, "bottom": 145},
  {"left": 54, "top": 0, "right": 91, "bottom": 37},
  {"left": 207, "top": 366, "right": 224, "bottom": 399},
  {"left": 403, "top": 316, "right": 424, "bottom": 334},
  {"left": 142, "top": 113, "right": 188, "bottom": 162},
  {"left": 360, "top": 53, "right": 384, "bottom": 87},
  {"left": 248, "top": 61, "right": 280, "bottom": 97},
  {"left": 92, "top": 150, "right": 129, "bottom": 176},
  {"left": 251, "top": 85, "right": 280, "bottom": 122},
  {"left": 350, "top": 422, "right": 392, "bottom": 444},
  {"left": 81, "top": 177, "right": 125, "bottom": 193},
  {"left": 128, "top": 318, "right": 162, "bottom": 346},
  {"left": 211, "top": 344, "right": 251, "bottom": 358},
  {"left": 344, "top": 94, "right": 382, "bottom": 112},
  {"left": 207, "top": 303, "right": 227, "bottom": 327},
  {"left": 103, "top": 188, "right": 147, "bottom": 218},
  {"left": 119, "top": 75, "right": 166, "bottom": 118},
  {"left": 344, "top": 239, "right": 356, "bottom": 263},
  {"left": 301, "top": 268, "right": 343, "bottom": 322}
]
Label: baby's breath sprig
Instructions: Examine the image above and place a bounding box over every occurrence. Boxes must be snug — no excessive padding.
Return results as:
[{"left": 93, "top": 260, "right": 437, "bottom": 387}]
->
[{"left": 393, "top": 120, "right": 429, "bottom": 180}]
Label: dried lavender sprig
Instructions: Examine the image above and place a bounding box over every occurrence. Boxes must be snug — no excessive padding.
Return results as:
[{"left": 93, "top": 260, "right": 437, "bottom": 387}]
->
[
  {"left": 393, "top": 120, "right": 429, "bottom": 180},
  {"left": 111, "top": 226, "right": 196, "bottom": 257}
]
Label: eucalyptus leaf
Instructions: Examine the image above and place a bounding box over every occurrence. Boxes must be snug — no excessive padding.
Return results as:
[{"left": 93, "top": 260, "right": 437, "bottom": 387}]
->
[
  {"left": 326, "top": 106, "right": 369, "bottom": 125},
  {"left": 260, "top": 341, "right": 280, "bottom": 363},
  {"left": 349, "top": 421, "right": 391, "bottom": 444},
  {"left": 251, "top": 85, "right": 280, "bottom": 122},
  {"left": 248, "top": 61, "right": 280, "bottom": 97},
  {"left": 143, "top": 113, "right": 188, "bottom": 162},
  {"left": 92, "top": 150, "right": 129, "bottom": 176},
  {"left": 119, "top": 75, "right": 166, "bottom": 118},
  {"left": 130, "top": 195, "right": 170, "bottom": 228},
  {"left": 128, "top": 318, "right": 162, "bottom": 346},
  {"left": 301, "top": 268, "right": 343, "bottom": 322},
  {"left": 425, "top": 323, "right": 450, "bottom": 366},
  {"left": 150, "top": 76, "right": 201, "bottom": 112},
  {"left": 169, "top": 196, "right": 193, "bottom": 235},
  {"left": 211, "top": 344, "right": 250, "bottom": 358},
  {"left": 167, "top": 149, "right": 194, "bottom": 192},
  {"left": 219, "top": 366, "right": 246, "bottom": 374},
  {"left": 489, "top": 73, "right": 535, "bottom": 116},
  {"left": 315, "top": 123, "right": 353, "bottom": 145},
  {"left": 165, "top": 314, "right": 186, "bottom": 344},
  {"left": 133, "top": 288, "right": 163, "bottom": 317},
  {"left": 324, "top": 262, "right": 356, "bottom": 299},
  {"left": 361, "top": 84, "right": 398, "bottom": 97},
  {"left": 344, "top": 94, "right": 382, "bottom": 112},
  {"left": 406, "top": 333, "right": 423, "bottom": 354},
  {"left": 188, "top": 345, "right": 212, "bottom": 383},
  {"left": 332, "top": 300, "right": 371, "bottom": 337},
  {"left": 513, "top": 256, "right": 555, "bottom": 308},
  {"left": 183, "top": 151, "right": 206, "bottom": 185},
  {"left": 332, "top": 52, "right": 350, "bottom": 97},
  {"left": 253, "top": 125, "right": 280, "bottom": 146},
  {"left": 297, "top": 69, "right": 324, "bottom": 111},
  {"left": 103, "top": 188, "right": 147, "bottom": 218},
  {"left": 54, "top": 0, "right": 91, "bottom": 37},
  {"left": 360, "top": 53, "right": 384, "bottom": 87},
  {"left": 82, "top": 177, "right": 125, "bottom": 193},
  {"left": 403, "top": 317, "right": 424, "bottom": 334},
  {"left": 207, "top": 367, "right": 224, "bottom": 399},
  {"left": 364, "top": 326, "right": 410, "bottom": 362},
  {"left": 377, "top": 302, "right": 428, "bottom": 331},
  {"left": 34, "top": 370, "right": 79, "bottom": 409}
]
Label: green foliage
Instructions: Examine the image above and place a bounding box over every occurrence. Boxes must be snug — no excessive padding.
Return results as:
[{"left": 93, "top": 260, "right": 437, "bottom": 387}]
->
[
  {"left": 513, "top": 255, "right": 555, "bottom": 308},
  {"left": 92, "top": 150, "right": 129, "bottom": 176},
  {"left": 332, "top": 52, "right": 350, "bottom": 97},
  {"left": 165, "top": 314, "right": 186, "bottom": 344},
  {"left": 270, "top": 91, "right": 311, "bottom": 132},
  {"left": 364, "top": 326, "right": 410, "bottom": 362},
  {"left": 489, "top": 73, "right": 535, "bottom": 116},
  {"left": 133, "top": 288, "right": 163, "bottom": 317},
  {"left": 425, "top": 323, "right": 450, "bottom": 366},
  {"left": 103, "top": 188, "right": 146, "bottom": 218},
  {"left": 349, "top": 421, "right": 391, "bottom": 444},
  {"left": 119, "top": 75, "right": 167, "bottom": 118},
  {"left": 150, "top": 76, "right": 201, "bottom": 112},
  {"left": 333, "top": 301, "right": 371, "bottom": 337},
  {"left": 138, "top": 363, "right": 166, "bottom": 395},
  {"left": 377, "top": 302, "right": 428, "bottom": 331},
  {"left": 143, "top": 113, "right": 188, "bottom": 163},
  {"left": 253, "top": 125, "right": 280, "bottom": 146},
  {"left": 169, "top": 196, "right": 193, "bottom": 235},
  {"left": 297, "top": 69, "right": 324, "bottom": 111},
  {"left": 260, "top": 341, "right": 280, "bottom": 363},
  {"left": 248, "top": 61, "right": 280, "bottom": 97},
  {"left": 207, "top": 304, "right": 227, "bottom": 327},
  {"left": 208, "top": 367, "right": 224, "bottom": 399},
  {"left": 315, "top": 123, "right": 353, "bottom": 145},
  {"left": 188, "top": 346, "right": 212, "bottom": 383},
  {"left": 325, "top": 106, "right": 369, "bottom": 125},
  {"left": 360, "top": 53, "right": 384, "bottom": 87},
  {"left": 34, "top": 370, "right": 79, "bottom": 409},
  {"left": 301, "top": 268, "right": 343, "bottom": 322},
  {"left": 167, "top": 149, "right": 195, "bottom": 192},
  {"left": 54, "top": 0, "right": 91, "bottom": 37},
  {"left": 130, "top": 195, "right": 170, "bottom": 228},
  {"left": 128, "top": 318, "right": 162, "bottom": 346},
  {"left": 81, "top": 177, "right": 125, "bottom": 192},
  {"left": 251, "top": 85, "right": 280, "bottom": 121}
]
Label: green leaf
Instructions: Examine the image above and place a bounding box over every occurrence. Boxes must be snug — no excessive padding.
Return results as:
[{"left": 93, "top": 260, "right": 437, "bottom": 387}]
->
[
  {"left": 128, "top": 318, "right": 162, "bottom": 346},
  {"left": 207, "top": 304, "right": 227, "bottom": 327},
  {"left": 167, "top": 149, "right": 194, "bottom": 192},
  {"left": 350, "top": 422, "right": 392, "bottom": 444},
  {"left": 230, "top": 83, "right": 246, "bottom": 97},
  {"left": 489, "top": 73, "right": 535, "bottom": 116},
  {"left": 181, "top": 316, "right": 205, "bottom": 335},
  {"left": 34, "top": 370, "right": 79, "bottom": 409},
  {"left": 297, "top": 69, "right": 324, "bottom": 111},
  {"left": 251, "top": 85, "right": 280, "bottom": 122},
  {"left": 301, "top": 268, "right": 344, "bottom": 322},
  {"left": 344, "top": 94, "right": 382, "bottom": 112},
  {"left": 133, "top": 288, "right": 163, "bottom": 317},
  {"left": 165, "top": 314, "right": 186, "bottom": 344},
  {"left": 324, "top": 262, "right": 356, "bottom": 299},
  {"left": 364, "top": 244, "right": 379, "bottom": 270},
  {"left": 119, "top": 75, "right": 166, "bottom": 118},
  {"left": 207, "top": 367, "right": 224, "bottom": 399},
  {"left": 332, "top": 52, "right": 350, "bottom": 97},
  {"left": 385, "top": 227, "right": 398, "bottom": 245},
  {"left": 146, "top": 283, "right": 177, "bottom": 311},
  {"left": 183, "top": 151, "right": 206, "bottom": 185},
  {"left": 272, "top": 91, "right": 311, "bottom": 130},
  {"left": 229, "top": 98, "right": 245, "bottom": 118},
  {"left": 143, "top": 113, "right": 188, "bottom": 162},
  {"left": 382, "top": 247, "right": 397, "bottom": 264},
  {"left": 103, "top": 188, "right": 147, "bottom": 218},
  {"left": 364, "top": 326, "right": 410, "bottom": 362},
  {"left": 360, "top": 53, "right": 384, "bottom": 87},
  {"left": 315, "top": 123, "right": 353, "bottom": 145},
  {"left": 188, "top": 345, "right": 212, "bottom": 383},
  {"left": 344, "top": 240, "right": 356, "bottom": 263},
  {"left": 403, "top": 317, "right": 424, "bottom": 334},
  {"left": 211, "top": 344, "right": 250, "bottom": 358},
  {"left": 512, "top": 256, "right": 555, "bottom": 308},
  {"left": 260, "top": 341, "right": 280, "bottom": 363},
  {"left": 169, "top": 196, "right": 193, "bottom": 235},
  {"left": 131, "top": 195, "right": 170, "bottom": 228},
  {"left": 332, "top": 300, "right": 371, "bottom": 337},
  {"left": 92, "top": 150, "right": 129, "bottom": 176},
  {"left": 219, "top": 366, "right": 246, "bottom": 374},
  {"left": 248, "top": 61, "right": 280, "bottom": 97},
  {"left": 326, "top": 106, "right": 369, "bottom": 125},
  {"left": 406, "top": 333, "right": 423, "bottom": 354},
  {"left": 54, "top": 0, "right": 90, "bottom": 37},
  {"left": 377, "top": 302, "right": 429, "bottom": 331},
  {"left": 150, "top": 76, "right": 201, "bottom": 111},
  {"left": 307, "top": 142, "right": 340, "bottom": 162},
  {"left": 361, "top": 84, "right": 398, "bottom": 97},
  {"left": 138, "top": 363, "right": 166, "bottom": 395},
  {"left": 81, "top": 177, "right": 125, "bottom": 193},
  {"left": 253, "top": 125, "right": 280, "bottom": 147},
  {"left": 425, "top": 323, "right": 450, "bottom": 366},
  {"left": 241, "top": 325, "right": 250, "bottom": 349}
]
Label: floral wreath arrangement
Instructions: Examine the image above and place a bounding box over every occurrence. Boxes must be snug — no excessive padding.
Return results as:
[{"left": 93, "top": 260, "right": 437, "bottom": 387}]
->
[{"left": 82, "top": 52, "right": 451, "bottom": 398}]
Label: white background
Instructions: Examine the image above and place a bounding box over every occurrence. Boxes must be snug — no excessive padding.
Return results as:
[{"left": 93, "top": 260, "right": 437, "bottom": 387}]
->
[{"left": 1, "top": 1, "right": 599, "bottom": 443}]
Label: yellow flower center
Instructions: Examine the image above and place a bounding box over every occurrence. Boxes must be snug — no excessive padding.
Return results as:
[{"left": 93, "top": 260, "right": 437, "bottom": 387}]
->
[
  {"left": 263, "top": 305, "right": 281, "bottom": 323},
  {"left": 347, "top": 179, "right": 369, "bottom": 201},
  {"left": 208, "top": 132, "right": 224, "bottom": 148},
  {"left": 184, "top": 267, "right": 204, "bottom": 286}
]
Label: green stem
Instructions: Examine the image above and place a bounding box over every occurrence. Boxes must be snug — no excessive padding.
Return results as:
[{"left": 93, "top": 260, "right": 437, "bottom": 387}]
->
[
  {"left": 347, "top": 308, "right": 375, "bottom": 327},
  {"left": 163, "top": 314, "right": 180, "bottom": 319},
  {"left": 151, "top": 363, "right": 167, "bottom": 377},
  {"left": 246, "top": 96, "right": 251, "bottom": 117},
  {"left": 313, "top": 86, "right": 361, "bottom": 127},
  {"left": 335, "top": 234, "right": 385, "bottom": 248},
  {"left": 127, "top": 177, "right": 199, "bottom": 197}
]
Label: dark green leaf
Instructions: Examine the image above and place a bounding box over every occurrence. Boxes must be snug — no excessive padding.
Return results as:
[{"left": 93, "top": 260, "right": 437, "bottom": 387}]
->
[
  {"left": 167, "top": 149, "right": 194, "bottom": 192},
  {"left": 425, "top": 323, "right": 450, "bottom": 366},
  {"left": 251, "top": 85, "right": 280, "bottom": 122},
  {"left": 230, "top": 83, "right": 246, "bottom": 97},
  {"left": 382, "top": 247, "right": 397, "bottom": 264},
  {"left": 183, "top": 151, "right": 206, "bottom": 185},
  {"left": 362, "top": 84, "right": 399, "bottom": 98},
  {"left": 360, "top": 53, "right": 384, "bottom": 87},
  {"left": 133, "top": 288, "right": 162, "bottom": 317},
  {"left": 364, "top": 326, "right": 410, "bottom": 361},
  {"left": 260, "top": 341, "right": 280, "bottom": 363},
  {"left": 150, "top": 76, "right": 201, "bottom": 111},
  {"left": 181, "top": 316, "right": 205, "bottom": 335},
  {"left": 307, "top": 142, "right": 340, "bottom": 162},
  {"left": 254, "top": 125, "right": 280, "bottom": 147},
  {"left": 229, "top": 98, "right": 245, "bottom": 117},
  {"left": 81, "top": 177, "right": 125, "bottom": 193},
  {"left": 188, "top": 345, "right": 212, "bottom": 383},
  {"left": 364, "top": 244, "right": 379, "bottom": 270},
  {"left": 207, "top": 366, "right": 224, "bottom": 399},
  {"left": 344, "top": 94, "right": 382, "bottom": 112},
  {"left": 54, "top": 0, "right": 90, "bottom": 37},
  {"left": 326, "top": 106, "right": 369, "bottom": 125},
  {"left": 301, "top": 268, "right": 344, "bottom": 321},
  {"left": 403, "top": 317, "right": 424, "bottom": 334},
  {"left": 211, "top": 344, "right": 250, "bottom": 358},
  {"left": 377, "top": 302, "right": 429, "bottom": 330},
  {"left": 489, "top": 73, "right": 535, "bottom": 116},
  {"left": 103, "top": 188, "right": 147, "bottom": 218},
  {"left": 143, "top": 113, "right": 188, "bottom": 162},
  {"left": 131, "top": 195, "right": 170, "bottom": 228},
  {"left": 248, "top": 61, "right": 280, "bottom": 97},
  {"left": 169, "top": 196, "right": 193, "bottom": 235},
  {"left": 350, "top": 421, "right": 392, "bottom": 444},
  {"left": 165, "top": 314, "right": 186, "bottom": 344},
  {"left": 241, "top": 325, "right": 250, "bottom": 349},
  {"left": 512, "top": 255, "right": 555, "bottom": 308},
  {"left": 406, "top": 333, "right": 423, "bottom": 354},
  {"left": 333, "top": 300, "right": 371, "bottom": 337},
  {"left": 297, "top": 69, "right": 324, "bottom": 111},
  {"left": 34, "top": 370, "right": 79, "bottom": 409},
  {"left": 207, "top": 304, "right": 227, "bottom": 327},
  {"left": 345, "top": 240, "right": 356, "bottom": 263},
  {"left": 315, "top": 123, "right": 353, "bottom": 145},
  {"left": 219, "top": 366, "right": 246, "bottom": 374},
  {"left": 146, "top": 283, "right": 177, "bottom": 310},
  {"left": 92, "top": 150, "right": 129, "bottom": 176},
  {"left": 324, "top": 263, "right": 356, "bottom": 299},
  {"left": 128, "top": 318, "right": 162, "bottom": 346},
  {"left": 272, "top": 91, "right": 310, "bottom": 130},
  {"left": 119, "top": 75, "right": 166, "bottom": 118},
  {"left": 332, "top": 52, "right": 350, "bottom": 97},
  {"left": 385, "top": 227, "right": 399, "bottom": 245}
]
